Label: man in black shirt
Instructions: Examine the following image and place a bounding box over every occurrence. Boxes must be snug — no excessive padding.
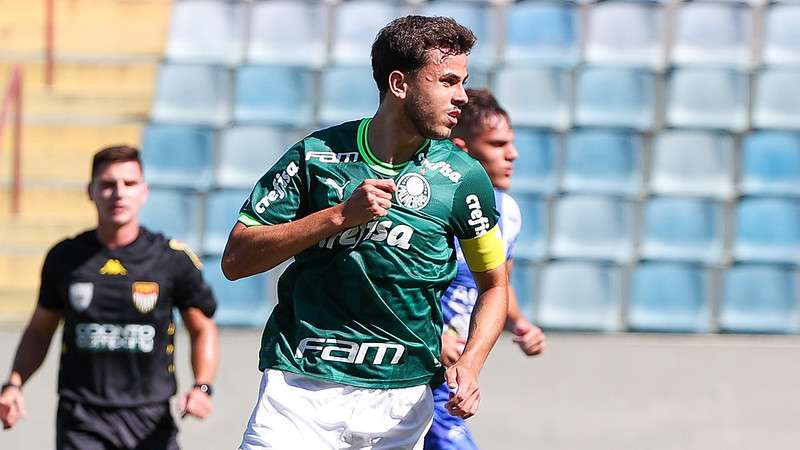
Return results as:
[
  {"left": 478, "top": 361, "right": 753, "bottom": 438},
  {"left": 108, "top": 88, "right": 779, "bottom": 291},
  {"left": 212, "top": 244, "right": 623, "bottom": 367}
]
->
[{"left": 0, "top": 145, "right": 220, "bottom": 449}]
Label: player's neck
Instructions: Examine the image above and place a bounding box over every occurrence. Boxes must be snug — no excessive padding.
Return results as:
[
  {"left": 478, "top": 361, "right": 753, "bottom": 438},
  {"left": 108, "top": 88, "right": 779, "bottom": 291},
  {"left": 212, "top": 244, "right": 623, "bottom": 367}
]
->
[
  {"left": 95, "top": 220, "right": 140, "bottom": 250},
  {"left": 369, "top": 108, "right": 426, "bottom": 165}
]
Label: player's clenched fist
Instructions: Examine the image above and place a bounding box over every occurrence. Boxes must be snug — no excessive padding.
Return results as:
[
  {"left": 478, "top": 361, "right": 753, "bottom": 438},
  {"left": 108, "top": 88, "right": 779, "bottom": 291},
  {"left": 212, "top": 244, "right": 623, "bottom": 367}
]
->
[
  {"left": 0, "top": 385, "right": 26, "bottom": 430},
  {"left": 338, "top": 179, "right": 396, "bottom": 227}
]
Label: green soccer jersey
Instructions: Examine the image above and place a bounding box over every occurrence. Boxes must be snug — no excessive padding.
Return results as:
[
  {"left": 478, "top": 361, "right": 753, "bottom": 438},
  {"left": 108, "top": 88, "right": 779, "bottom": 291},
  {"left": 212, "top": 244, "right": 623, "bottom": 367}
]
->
[{"left": 238, "top": 118, "right": 500, "bottom": 389}]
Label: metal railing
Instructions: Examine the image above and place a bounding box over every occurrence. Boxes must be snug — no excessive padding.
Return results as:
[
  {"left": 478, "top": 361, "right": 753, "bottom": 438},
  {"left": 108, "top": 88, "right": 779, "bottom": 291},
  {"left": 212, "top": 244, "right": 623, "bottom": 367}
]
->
[{"left": 0, "top": 65, "right": 23, "bottom": 216}]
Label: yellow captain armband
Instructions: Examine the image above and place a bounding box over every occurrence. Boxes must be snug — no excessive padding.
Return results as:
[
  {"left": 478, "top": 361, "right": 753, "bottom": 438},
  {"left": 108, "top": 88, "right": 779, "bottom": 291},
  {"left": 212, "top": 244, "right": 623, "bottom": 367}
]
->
[{"left": 460, "top": 224, "right": 506, "bottom": 273}]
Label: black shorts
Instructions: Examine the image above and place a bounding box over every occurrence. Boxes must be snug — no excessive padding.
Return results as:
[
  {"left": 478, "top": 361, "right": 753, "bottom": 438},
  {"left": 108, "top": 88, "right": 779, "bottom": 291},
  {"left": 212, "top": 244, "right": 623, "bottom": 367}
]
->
[{"left": 56, "top": 397, "right": 179, "bottom": 450}]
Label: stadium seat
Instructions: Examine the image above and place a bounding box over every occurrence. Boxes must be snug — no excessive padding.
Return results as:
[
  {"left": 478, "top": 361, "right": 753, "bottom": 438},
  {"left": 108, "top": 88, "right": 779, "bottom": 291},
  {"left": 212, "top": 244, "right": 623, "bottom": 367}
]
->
[
  {"left": 753, "top": 69, "right": 800, "bottom": 130},
  {"left": 419, "top": 1, "right": 495, "bottom": 68},
  {"left": 585, "top": 1, "right": 663, "bottom": 68},
  {"left": 510, "top": 259, "right": 537, "bottom": 322},
  {"left": 551, "top": 195, "right": 632, "bottom": 262},
  {"left": 735, "top": 197, "right": 800, "bottom": 264},
  {"left": 217, "top": 126, "right": 288, "bottom": 189},
  {"left": 575, "top": 67, "right": 655, "bottom": 130},
  {"left": 640, "top": 197, "right": 722, "bottom": 263},
  {"left": 763, "top": 5, "right": 800, "bottom": 66},
  {"left": 741, "top": 131, "right": 800, "bottom": 196},
  {"left": 650, "top": 130, "right": 735, "bottom": 199},
  {"left": 628, "top": 262, "right": 710, "bottom": 333},
  {"left": 140, "top": 124, "right": 214, "bottom": 191},
  {"left": 247, "top": 0, "right": 327, "bottom": 66},
  {"left": 233, "top": 65, "right": 314, "bottom": 126},
  {"left": 165, "top": 0, "right": 245, "bottom": 65},
  {"left": 503, "top": 1, "right": 579, "bottom": 67},
  {"left": 671, "top": 1, "right": 751, "bottom": 66},
  {"left": 319, "top": 66, "right": 379, "bottom": 126},
  {"left": 203, "top": 189, "right": 249, "bottom": 255},
  {"left": 512, "top": 194, "right": 548, "bottom": 261},
  {"left": 202, "top": 255, "right": 273, "bottom": 327},
  {"left": 494, "top": 67, "right": 569, "bottom": 129},
  {"left": 666, "top": 68, "right": 748, "bottom": 131},
  {"left": 151, "top": 64, "right": 231, "bottom": 126},
  {"left": 537, "top": 261, "right": 621, "bottom": 331},
  {"left": 563, "top": 129, "right": 641, "bottom": 196},
  {"left": 720, "top": 264, "right": 799, "bottom": 334},
  {"left": 332, "top": 0, "right": 407, "bottom": 65},
  {"left": 509, "top": 128, "right": 558, "bottom": 195},
  {"left": 140, "top": 188, "right": 202, "bottom": 250}
]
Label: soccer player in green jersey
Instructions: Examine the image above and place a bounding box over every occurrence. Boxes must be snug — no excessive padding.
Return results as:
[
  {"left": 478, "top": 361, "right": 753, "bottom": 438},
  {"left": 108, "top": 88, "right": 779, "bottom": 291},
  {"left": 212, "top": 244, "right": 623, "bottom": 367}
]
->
[{"left": 224, "top": 16, "right": 509, "bottom": 449}]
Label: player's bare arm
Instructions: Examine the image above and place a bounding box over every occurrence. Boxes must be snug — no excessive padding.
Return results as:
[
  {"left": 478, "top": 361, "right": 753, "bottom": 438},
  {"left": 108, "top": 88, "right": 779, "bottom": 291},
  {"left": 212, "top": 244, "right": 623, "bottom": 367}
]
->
[
  {"left": 505, "top": 260, "right": 546, "bottom": 356},
  {"left": 445, "top": 264, "right": 508, "bottom": 419},
  {"left": 222, "top": 179, "right": 396, "bottom": 280},
  {"left": 1, "top": 306, "right": 61, "bottom": 429},
  {"left": 179, "top": 307, "right": 219, "bottom": 420}
]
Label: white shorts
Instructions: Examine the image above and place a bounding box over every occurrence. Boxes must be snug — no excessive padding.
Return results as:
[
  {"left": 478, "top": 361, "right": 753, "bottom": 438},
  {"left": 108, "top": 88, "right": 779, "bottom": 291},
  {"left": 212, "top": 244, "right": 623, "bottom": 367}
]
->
[{"left": 239, "top": 369, "right": 434, "bottom": 450}]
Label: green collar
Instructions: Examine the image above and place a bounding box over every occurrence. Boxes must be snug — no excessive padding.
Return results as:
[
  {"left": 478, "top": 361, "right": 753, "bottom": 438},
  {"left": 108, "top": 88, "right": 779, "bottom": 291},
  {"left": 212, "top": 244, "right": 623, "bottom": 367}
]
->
[{"left": 357, "top": 118, "right": 431, "bottom": 176}]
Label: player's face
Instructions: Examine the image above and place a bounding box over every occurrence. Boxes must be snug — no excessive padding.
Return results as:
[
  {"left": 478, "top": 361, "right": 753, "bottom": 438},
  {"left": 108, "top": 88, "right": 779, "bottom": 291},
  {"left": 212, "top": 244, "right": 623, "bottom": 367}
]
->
[
  {"left": 404, "top": 50, "right": 469, "bottom": 140},
  {"left": 89, "top": 160, "right": 148, "bottom": 227},
  {"left": 467, "top": 115, "right": 517, "bottom": 191}
]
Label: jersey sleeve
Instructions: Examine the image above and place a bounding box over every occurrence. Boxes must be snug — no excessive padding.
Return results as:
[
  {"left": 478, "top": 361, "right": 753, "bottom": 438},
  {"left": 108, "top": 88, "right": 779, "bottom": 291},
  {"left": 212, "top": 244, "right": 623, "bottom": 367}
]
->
[
  {"left": 37, "top": 245, "right": 65, "bottom": 310},
  {"left": 238, "top": 141, "right": 307, "bottom": 227},
  {"left": 500, "top": 192, "right": 522, "bottom": 260},
  {"left": 450, "top": 165, "right": 506, "bottom": 273},
  {"left": 169, "top": 240, "right": 217, "bottom": 318}
]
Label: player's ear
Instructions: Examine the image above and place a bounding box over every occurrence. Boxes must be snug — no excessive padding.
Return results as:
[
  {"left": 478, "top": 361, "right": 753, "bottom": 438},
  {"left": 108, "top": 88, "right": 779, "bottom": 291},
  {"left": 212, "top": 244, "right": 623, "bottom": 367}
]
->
[
  {"left": 87, "top": 181, "right": 94, "bottom": 201},
  {"left": 387, "top": 70, "right": 407, "bottom": 100},
  {"left": 451, "top": 137, "right": 469, "bottom": 153}
]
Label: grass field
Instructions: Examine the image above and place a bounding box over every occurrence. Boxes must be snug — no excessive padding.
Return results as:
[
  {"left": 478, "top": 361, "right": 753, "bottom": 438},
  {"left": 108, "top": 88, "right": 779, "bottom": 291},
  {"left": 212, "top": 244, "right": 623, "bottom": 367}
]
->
[{"left": 1, "top": 328, "right": 799, "bottom": 449}]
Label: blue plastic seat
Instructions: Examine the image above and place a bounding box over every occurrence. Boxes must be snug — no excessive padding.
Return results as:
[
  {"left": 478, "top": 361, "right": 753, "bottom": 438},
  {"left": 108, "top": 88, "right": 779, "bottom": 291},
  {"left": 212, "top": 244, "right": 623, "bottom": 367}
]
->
[
  {"left": 585, "top": 1, "right": 663, "bottom": 67},
  {"left": 494, "top": 67, "right": 569, "bottom": 129},
  {"left": 650, "top": 130, "right": 735, "bottom": 199},
  {"left": 233, "top": 65, "right": 314, "bottom": 126},
  {"left": 166, "top": 0, "right": 245, "bottom": 65},
  {"left": 151, "top": 64, "right": 231, "bottom": 126},
  {"left": 509, "top": 128, "right": 558, "bottom": 194},
  {"left": 419, "top": 1, "right": 495, "bottom": 68},
  {"left": 332, "top": 1, "right": 407, "bottom": 65},
  {"left": 203, "top": 189, "right": 250, "bottom": 255},
  {"left": 667, "top": 68, "right": 748, "bottom": 131},
  {"left": 140, "top": 188, "right": 202, "bottom": 250},
  {"left": 510, "top": 259, "right": 537, "bottom": 322},
  {"left": 742, "top": 131, "right": 800, "bottom": 196},
  {"left": 735, "top": 197, "right": 800, "bottom": 263},
  {"left": 575, "top": 67, "right": 655, "bottom": 130},
  {"left": 551, "top": 195, "right": 632, "bottom": 262},
  {"left": 720, "top": 264, "right": 799, "bottom": 334},
  {"left": 140, "top": 124, "right": 214, "bottom": 190},
  {"left": 628, "top": 262, "right": 709, "bottom": 333},
  {"left": 563, "top": 129, "right": 641, "bottom": 196},
  {"left": 247, "top": 1, "right": 326, "bottom": 66},
  {"left": 763, "top": 5, "right": 800, "bottom": 66},
  {"left": 538, "top": 261, "right": 621, "bottom": 331},
  {"left": 671, "top": 2, "right": 751, "bottom": 66},
  {"left": 753, "top": 69, "right": 800, "bottom": 130},
  {"left": 503, "top": 1, "right": 579, "bottom": 67},
  {"left": 217, "top": 126, "right": 288, "bottom": 189},
  {"left": 319, "top": 66, "right": 379, "bottom": 126},
  {"left": 640, "top": 197, "right": 721, "bottom": 263},
  {"left": 202, "top": 256, "right": 273, "bottom": 327},
  {"left": 512, "top": 194, "right": 548, "bottom": 261}
]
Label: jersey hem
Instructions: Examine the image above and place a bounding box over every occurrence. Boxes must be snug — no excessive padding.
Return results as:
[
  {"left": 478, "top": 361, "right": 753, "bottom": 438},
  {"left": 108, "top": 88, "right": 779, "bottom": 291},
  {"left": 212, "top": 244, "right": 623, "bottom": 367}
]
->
[{"left": 260, "top": 362, "right": 437, "bottom": 390}]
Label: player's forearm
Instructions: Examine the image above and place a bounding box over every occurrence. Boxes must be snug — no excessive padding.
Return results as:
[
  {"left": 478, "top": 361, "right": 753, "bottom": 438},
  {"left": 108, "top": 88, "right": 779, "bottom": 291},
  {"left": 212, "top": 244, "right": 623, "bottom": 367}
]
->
[
  {"left": 188, "top": 321, "right": 219, "bottom": 384},
  {"left": 504, "top": 286, "right": 526, "bottom": 330},
  {"left": 222, "top": 204, "right": 348, "bottom": 279},
  {"left": 458, "top": 283, "right": 508, "bottom": 372},
  {"left": 8, "top": 326, "right": 53, "bottom": 386}
]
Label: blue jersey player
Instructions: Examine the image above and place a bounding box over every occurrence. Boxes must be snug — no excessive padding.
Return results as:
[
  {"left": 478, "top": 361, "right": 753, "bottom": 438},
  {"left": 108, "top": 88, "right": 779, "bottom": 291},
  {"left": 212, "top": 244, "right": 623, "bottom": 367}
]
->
[{"left": 425, "top": 89, "right": 546, "bottom": 450}]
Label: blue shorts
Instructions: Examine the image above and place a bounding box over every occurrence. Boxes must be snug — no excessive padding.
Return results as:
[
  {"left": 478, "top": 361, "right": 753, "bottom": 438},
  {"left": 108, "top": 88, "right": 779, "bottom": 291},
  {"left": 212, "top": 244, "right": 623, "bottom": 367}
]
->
[{"left": 423, "top": 382, "right": 479, "bottom": 450}]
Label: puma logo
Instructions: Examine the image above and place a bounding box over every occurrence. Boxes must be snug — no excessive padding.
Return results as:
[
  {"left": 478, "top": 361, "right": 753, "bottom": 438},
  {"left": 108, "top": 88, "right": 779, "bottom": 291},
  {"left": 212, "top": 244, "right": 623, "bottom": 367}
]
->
[{"left": 324, "top": 178, "right": 350, "bottom": 200}]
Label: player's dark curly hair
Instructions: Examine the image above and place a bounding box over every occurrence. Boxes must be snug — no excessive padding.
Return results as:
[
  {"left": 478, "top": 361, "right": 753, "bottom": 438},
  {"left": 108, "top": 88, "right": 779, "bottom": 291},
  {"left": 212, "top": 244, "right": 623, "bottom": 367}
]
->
[
  {"left": 371, "top": 15, "right": 476, "bottom": 101},
  {"left": 91, "top": 145, "right": 142, "bottom": 180},
  {"left": 451, "top": 88, "right": 510, "bottom": 140}
]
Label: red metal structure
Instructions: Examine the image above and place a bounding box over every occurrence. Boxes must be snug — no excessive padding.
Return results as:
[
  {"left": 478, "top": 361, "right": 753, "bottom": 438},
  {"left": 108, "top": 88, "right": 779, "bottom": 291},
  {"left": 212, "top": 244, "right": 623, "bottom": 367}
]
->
[{"left": 0, "top": 66, "right": 23, "bottom": 216}]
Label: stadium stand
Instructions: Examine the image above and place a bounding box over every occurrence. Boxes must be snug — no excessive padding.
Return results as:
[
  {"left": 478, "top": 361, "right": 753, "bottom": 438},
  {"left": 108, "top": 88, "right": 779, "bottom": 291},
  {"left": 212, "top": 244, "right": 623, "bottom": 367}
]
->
[
  {"left": 628, "top": 262, "right": 710, "bottom": 333},
  {"left": 503, "top": 1, "right": 579, "bottom": 67},
  {"left": 537, "top": 261, "right": 621, "bottom": 331},
  {"left": 508, "top": 128, "right": 558, "bottom": 195},
  {"left": 563, "top": 129, "right": 641, "bottom": 196},
  {"left": 720, "top": 263, "right": 799, "bottom": 334}
]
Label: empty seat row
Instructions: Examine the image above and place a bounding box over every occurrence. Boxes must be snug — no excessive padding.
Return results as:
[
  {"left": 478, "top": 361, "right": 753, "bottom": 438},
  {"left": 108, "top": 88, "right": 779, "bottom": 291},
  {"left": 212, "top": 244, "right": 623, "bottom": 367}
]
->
[
  {"left": 512, "top": 260, "right": 800, "bottom": 333},
  {"left": 165, "top": 1, "right": 800, "bottom": 68}
]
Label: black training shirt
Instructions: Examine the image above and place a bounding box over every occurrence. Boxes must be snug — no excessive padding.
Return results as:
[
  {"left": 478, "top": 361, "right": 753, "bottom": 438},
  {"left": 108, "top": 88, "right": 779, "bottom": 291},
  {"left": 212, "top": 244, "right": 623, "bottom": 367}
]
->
[{"left": 38, "top": 227, "right": 216, "bottom": 407}]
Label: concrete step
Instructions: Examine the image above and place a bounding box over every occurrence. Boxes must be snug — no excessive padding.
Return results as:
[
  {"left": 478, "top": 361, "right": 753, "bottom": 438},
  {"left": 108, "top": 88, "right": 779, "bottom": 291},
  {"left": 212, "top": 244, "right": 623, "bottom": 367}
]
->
[
  {"left": 0, "top": 62, "right": 157, "bottom": 96},
  {"left": 0, "top": 218, "right": 91, "bottom": 250},
  {"left": 0, "top": 252, "right": 45, "bottom": 323},
  {"left": 0, "top": 185, "right": 95, "bottom": 222}
]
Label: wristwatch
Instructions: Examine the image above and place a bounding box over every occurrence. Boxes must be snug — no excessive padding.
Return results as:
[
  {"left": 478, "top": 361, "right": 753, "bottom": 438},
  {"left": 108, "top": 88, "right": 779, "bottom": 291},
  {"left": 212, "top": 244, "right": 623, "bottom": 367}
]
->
[{"left": 193, "top": 383, "right": 213, "bottom": 397}]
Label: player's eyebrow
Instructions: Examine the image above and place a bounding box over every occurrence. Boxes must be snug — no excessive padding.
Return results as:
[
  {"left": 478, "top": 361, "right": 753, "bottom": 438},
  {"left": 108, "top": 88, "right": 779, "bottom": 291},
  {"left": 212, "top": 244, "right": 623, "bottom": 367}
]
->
[{"left": 440, "top": 72, "right": 467, "bottom": 84}]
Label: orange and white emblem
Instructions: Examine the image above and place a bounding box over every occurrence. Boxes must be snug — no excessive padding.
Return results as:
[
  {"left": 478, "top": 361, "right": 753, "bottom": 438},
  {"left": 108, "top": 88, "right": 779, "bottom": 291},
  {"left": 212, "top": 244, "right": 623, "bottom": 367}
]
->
[{"left": 131, "top": 281, "right": 159, "bottom": 314}]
